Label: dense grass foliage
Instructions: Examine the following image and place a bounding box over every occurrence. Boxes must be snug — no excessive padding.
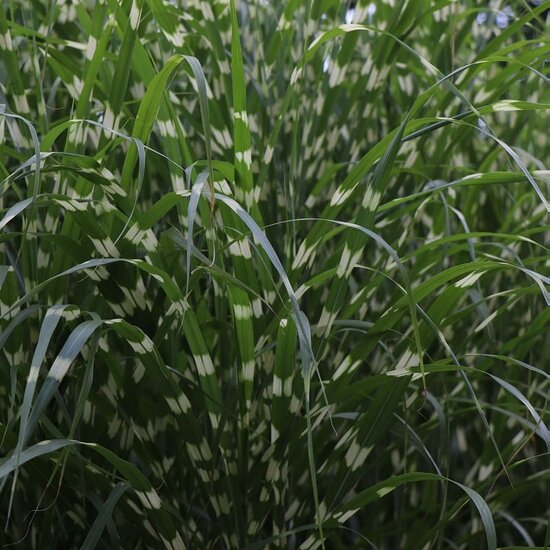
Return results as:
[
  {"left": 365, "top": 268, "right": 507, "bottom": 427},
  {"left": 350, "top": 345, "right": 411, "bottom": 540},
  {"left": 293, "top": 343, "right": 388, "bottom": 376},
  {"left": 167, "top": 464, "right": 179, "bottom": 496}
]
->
[{"left": 1, "top": 0, "right": 549, "bottom": 548}]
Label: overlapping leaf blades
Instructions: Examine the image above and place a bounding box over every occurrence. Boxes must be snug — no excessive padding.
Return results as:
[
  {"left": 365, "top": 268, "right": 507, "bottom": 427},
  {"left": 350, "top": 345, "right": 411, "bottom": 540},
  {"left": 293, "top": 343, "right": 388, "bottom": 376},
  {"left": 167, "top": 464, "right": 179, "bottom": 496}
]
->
[{"left": 1, "top": 1, "right": 549, "bottom": 548}]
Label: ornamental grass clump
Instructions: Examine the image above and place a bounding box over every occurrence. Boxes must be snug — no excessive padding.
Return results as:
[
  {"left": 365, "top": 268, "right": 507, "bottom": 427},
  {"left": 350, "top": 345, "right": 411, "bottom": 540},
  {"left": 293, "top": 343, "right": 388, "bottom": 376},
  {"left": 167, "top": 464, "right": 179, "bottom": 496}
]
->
[{"left": 0, "top": 1, "right": 549, "bottom": 548}]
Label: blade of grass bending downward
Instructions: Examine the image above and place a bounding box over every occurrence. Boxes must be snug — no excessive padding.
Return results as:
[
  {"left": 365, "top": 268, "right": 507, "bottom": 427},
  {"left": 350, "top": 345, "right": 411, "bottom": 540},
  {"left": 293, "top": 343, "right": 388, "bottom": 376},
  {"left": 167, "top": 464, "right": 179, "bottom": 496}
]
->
[
  {"left": 199, "top": 190, "right": 324, "bottom": 543},
  {"left": 121, "top": 53, "right": 214, "bottom": 207},
  {"left": 334, "top": 472, "right": 497, "bottom": 550},
  {"left": 186, "top": 171, "right": 210, "bottom": 301},
  {"left": 294, "top": 214, "right": 514, "bottom": 484},
  {"left": 24, "top": 317, "right": 104, "bottom": 445},
  {"left": 6, "top": 304, "right": 73, "bottom": 528}
]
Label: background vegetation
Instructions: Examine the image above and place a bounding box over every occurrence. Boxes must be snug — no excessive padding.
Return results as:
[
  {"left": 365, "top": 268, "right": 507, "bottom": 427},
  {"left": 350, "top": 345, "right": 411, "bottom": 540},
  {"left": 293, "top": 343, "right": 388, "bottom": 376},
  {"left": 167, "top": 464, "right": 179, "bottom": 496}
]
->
[{"left": 0, "top": 0, "right": 549, "bottom": 548}]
